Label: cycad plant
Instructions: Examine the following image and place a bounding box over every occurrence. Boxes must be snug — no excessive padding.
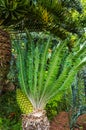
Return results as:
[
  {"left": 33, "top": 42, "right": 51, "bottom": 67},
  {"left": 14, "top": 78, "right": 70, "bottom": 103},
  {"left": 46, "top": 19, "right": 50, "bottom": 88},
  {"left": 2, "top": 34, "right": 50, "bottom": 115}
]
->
[
  {"left": 15, "top": 31, "right": 86, "bottom": 130},
  {"left": 0, "top": 0, "right": 84, "bottom": 39}
]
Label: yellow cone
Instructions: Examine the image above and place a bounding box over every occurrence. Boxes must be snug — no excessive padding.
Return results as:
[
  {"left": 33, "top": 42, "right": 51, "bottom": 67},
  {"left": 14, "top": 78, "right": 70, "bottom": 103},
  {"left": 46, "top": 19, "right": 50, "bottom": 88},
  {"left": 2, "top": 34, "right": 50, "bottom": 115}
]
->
[{"left": 16, "top": 89, "right": 33, "bottom": 114}]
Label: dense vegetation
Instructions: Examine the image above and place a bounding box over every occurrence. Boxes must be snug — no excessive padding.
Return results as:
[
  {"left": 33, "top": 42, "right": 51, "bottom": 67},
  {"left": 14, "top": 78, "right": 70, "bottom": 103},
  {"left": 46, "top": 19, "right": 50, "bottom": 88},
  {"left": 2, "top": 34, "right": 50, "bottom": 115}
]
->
[{"left": 0, "top": 0, "right": 86, "bottom": 130}]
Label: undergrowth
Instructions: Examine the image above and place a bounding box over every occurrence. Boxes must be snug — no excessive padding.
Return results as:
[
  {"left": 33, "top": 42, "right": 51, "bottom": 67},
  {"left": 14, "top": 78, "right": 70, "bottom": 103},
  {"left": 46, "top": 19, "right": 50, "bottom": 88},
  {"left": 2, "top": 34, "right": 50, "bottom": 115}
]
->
[{"left": 0, "top": 91, "right": 22, "bottom": 130}]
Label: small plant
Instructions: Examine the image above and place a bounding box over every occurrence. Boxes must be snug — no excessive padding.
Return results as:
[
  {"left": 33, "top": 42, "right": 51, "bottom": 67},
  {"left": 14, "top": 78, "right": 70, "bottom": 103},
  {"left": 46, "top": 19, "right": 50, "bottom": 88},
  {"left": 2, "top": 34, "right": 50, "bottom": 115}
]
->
[{"left": 14, "top": 30, "right": 86, "bottom": 130}]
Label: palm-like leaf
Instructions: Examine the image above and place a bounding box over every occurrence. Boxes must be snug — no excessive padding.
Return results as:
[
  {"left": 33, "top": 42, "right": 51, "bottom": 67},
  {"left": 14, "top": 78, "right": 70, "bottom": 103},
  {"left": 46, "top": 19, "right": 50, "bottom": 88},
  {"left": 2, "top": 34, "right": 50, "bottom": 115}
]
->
[
  {"left": 15, "top": 30, "right": 86, "bottom": 109},
  {"left": 0, "top": 0, "right": 84, "bottom": 39}
]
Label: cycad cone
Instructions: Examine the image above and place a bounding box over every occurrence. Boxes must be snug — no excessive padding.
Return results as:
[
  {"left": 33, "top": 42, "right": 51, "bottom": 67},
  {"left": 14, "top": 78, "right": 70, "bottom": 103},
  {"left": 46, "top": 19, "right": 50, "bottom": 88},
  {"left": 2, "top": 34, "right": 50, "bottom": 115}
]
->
[{"left": 16, "top": 89, "right": 33, "bottom": 114}]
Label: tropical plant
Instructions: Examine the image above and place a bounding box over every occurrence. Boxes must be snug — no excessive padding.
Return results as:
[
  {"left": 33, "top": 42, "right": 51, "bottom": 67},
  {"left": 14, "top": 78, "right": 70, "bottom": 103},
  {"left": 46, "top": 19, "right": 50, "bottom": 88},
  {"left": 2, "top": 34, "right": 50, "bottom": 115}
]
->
[
  {"left": 0, "top": 0, "right": 85, "bottom": 69},
  {"left": 0, "top": 29, "right": 11, "bottom": 94},
  {"left": 14, "top": 30, "right": 86, "bottom": 130},
  {"left": 0, "top": 0, "right": 85, "bottom": 39}
]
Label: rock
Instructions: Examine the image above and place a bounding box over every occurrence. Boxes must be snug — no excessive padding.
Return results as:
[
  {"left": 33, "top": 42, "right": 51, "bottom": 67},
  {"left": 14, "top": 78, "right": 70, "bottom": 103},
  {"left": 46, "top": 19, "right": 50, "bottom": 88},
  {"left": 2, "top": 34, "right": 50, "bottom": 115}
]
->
[
  {"left": 50, "top": 111, "right": 70, "bottom": 130},
  {"left": 76, "top": 114, "right": 86, "bottom": 130},
  {"left": 50, "top": 111, "right": 86, "bottom": 130}
]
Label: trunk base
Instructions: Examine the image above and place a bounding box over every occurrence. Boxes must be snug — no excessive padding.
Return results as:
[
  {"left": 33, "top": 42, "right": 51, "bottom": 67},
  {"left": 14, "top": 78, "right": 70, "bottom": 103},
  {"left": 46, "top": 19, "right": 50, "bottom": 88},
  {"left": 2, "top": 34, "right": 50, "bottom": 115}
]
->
[{"left": 22, "top": 109, "right": 50, "bottom": 130}]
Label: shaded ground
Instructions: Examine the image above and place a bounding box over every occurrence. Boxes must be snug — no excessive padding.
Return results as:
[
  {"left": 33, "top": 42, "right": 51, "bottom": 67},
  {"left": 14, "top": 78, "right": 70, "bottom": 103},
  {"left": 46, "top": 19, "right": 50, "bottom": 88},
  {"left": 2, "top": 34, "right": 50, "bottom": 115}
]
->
[{"left": 50, "top": 111, "right": 86, "bottom": 130}]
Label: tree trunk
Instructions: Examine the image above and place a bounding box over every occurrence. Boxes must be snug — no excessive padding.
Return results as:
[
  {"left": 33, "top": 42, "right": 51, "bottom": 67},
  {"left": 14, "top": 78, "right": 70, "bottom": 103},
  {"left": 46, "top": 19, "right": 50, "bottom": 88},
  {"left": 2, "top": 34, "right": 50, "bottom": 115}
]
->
[
  {"left": 0, "top": 29, "right": 11, "bottom": 94},
  {"left": 22, "top": 109, "right": 50, "bottom": 130}
]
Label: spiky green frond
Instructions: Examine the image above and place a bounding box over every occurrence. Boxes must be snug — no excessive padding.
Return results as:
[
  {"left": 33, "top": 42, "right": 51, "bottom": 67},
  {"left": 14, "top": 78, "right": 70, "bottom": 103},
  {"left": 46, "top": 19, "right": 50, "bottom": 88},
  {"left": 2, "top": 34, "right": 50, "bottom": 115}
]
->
[
  {"left": 37, "top": 38, "right": 51, "bottom": 103},
  {"left": 41, "top": 43, "right": 86, "bottom": 104},
  {"left": 39, "top": 40, "right": 68, "bottom": 104},
  {"left": 15, "top": 31, "right": 86, "bottom": 109},
  {"left": 44, "top": 59, "right": 86, "bottom": 103},
  {"left": 14, "top": 39, "right": 28, "bottom": 97}
]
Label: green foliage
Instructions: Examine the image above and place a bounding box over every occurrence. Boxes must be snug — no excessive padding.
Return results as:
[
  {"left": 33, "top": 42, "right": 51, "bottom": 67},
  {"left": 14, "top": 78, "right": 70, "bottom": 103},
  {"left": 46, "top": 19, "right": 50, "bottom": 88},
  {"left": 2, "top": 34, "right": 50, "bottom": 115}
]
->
[
  {"left": 15, "top": 30, "right": 86, "bottom": 110},
  {"left": 0, "top": 0, "right": 31, "bottom": 25},
  {"left": 46, "top": 67, "right": 86, "bottom": 120},
  {"left": 61, "top": 0, "right": 82, "bottom": 12},
  {"left": 0, "top": 0, "right": 85, "bottom": 39},
  {"left": 0, "top": 91, "right": 22, "bottom": 130},
  {"left": 80, "top": 0, "right": 86, "bottom": 27},
  {"left": 45, "top": 93, "right": 70, "bottom": 120},
  {"left": 0, "top": 118, "right": 22, "bottom": 130}
]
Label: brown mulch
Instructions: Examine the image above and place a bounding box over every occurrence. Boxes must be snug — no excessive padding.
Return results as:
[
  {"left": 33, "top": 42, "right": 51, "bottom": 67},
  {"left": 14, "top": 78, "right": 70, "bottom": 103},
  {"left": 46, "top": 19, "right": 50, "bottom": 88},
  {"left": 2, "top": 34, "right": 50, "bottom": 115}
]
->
[{"left": 50, "top": 111, "right": 86, "bottom": 130}]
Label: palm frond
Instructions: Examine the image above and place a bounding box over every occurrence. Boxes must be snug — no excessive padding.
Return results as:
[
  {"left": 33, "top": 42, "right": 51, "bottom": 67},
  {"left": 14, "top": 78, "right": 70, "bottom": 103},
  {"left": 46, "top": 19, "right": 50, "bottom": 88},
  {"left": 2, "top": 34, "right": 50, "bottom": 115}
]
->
[
  {"left": 44, "top": 59, "right": 86, "bottom": 103},
  {"left": 15, "top": 39, "right": 28, "bottom": 97},
  {"left": 39, "top": 39, "right": 68, "bottom": 103},
  {"left": 15, "top": 31, "right": 86, "bottom": 109},
  {"left": 40, "top": 40, "right": 86, "bottom": 104},
  {"left": 37, "top": 38, "right": 51, "bottom": 103},
  {"left": 33, "top": 45, "right": 40, "bottom": 105},
  {"left": 25, "top": 31, "right": 34, "bottom": 101}
]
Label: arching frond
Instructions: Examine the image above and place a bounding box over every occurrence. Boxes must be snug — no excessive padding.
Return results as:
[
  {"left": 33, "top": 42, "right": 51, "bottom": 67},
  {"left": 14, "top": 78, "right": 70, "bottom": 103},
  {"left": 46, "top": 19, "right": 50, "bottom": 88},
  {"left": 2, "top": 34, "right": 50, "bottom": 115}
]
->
[{"left": 15, "top": 31, "right": 86, "bottom": 109}]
